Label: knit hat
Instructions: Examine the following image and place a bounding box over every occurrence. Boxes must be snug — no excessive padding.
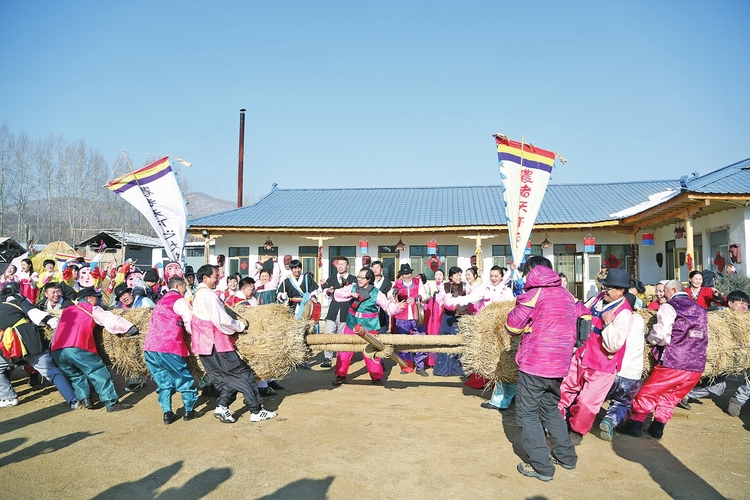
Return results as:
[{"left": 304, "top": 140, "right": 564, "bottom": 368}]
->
[{"left": 143, "top": 268, "right": 160, "bottom": 283}]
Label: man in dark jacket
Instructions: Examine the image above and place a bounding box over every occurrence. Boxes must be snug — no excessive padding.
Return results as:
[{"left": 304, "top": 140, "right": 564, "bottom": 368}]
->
[{"left": 320, "top": 257, "right": 356, "bottom": 367}]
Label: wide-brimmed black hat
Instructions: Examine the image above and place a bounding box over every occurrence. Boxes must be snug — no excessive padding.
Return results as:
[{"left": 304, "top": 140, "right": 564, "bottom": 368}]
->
[
  {"left": 114, "top": 283, "right": 132, "bottom": 300},
  {"left": 76, "top": 287, "right": 101, "bottom": 300},
  {"left": 599, "top": 268, "right": 631, "bottom": 289},
  {"left": 398, "top": 263, "right": 414, "bottom": 276},
  {"left": 184, "top": 265, "right": 195, "bottom": 276}
]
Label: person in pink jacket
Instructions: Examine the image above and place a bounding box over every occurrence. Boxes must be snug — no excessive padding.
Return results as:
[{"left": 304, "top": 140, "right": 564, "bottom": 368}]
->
[
  {"left": 505, "top": 258, "right": 589, "bottom": 482},
  {"left": 144, "top": 275, "right": 201, "bottom": 425},
  {"left": 50, "top": 287, "right": 139, "bottom": 412},
  {"left": 191, "top": 265, "right": 276, "bottom": 424},
  {"left": 558, "top": 268, "right": 634, "bottom": 445}
]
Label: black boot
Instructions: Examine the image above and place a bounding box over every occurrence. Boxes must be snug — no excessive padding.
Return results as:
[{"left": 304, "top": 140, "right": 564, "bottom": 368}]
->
[
  {"left": 648, "top": 420, "right": 665, "bottom": 439},
  {"left": 616, "top": 419, "right": 643, "bottom": 437}
]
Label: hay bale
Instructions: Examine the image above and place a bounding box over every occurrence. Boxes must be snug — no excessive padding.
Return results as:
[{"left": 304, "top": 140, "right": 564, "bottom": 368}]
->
[
  {"left": 230, "top": 304, "right": 314, "bottom": 381},
  {"left": 459, "top": 301, "right": 517, "bottom": 384},
  {"left": 638, "top": 307, "right": 750, "bottom": 379},
  {"left": 43, "top": 302, "right": 313, "bottom": 381},
  {"left": 462, "top": 301, "right": 750, "bottom": 385}
]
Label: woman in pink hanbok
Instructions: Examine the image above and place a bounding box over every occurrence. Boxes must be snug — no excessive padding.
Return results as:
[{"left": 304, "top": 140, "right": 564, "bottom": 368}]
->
[{"left": 422, "top": 269, "right": 445, "bottom": 367}]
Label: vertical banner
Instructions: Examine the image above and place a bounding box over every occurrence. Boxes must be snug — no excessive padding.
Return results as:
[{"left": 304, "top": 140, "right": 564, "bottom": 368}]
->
[
  {"left": 495, "top": 135, "right": 556, "bottom": 265},
  {"left": 105, "top": 157, "right": 188, "bottom": 263}
]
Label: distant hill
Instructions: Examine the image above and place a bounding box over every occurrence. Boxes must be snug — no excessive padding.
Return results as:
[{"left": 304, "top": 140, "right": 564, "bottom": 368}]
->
[{"left": 184, "top": 192, "right": 238, "bottom": 218}]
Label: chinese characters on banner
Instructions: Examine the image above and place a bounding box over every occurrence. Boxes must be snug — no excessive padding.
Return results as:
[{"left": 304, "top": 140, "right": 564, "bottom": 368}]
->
[
  {"left": 494, "top": 135, "right": 556, "bottom": 265},
  {"left": 105, "top": 157, "right": 188, "bottom": 263}
]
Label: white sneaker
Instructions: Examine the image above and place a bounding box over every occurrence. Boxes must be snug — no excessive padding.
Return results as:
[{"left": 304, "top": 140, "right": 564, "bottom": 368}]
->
[
  {"left": 0, "top": 398, "right": 19, "bottom": 408},
  {"left": 213, "top": 405, "right": 235, "bottom": 423},
  {"left": 250, "top": 408, "right": 277, "bottom": 422}
]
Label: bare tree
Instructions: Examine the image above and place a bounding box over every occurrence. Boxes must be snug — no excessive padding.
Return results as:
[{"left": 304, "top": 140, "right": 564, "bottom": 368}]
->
[{"left": 0, "top": 124, "right": 13, "bottom": 236}]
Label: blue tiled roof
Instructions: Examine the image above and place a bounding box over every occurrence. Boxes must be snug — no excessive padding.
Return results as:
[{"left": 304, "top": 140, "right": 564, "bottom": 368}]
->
[
  {"left": 681, "top": 158, "right": 750, "bottom": 194},
  {"left": 188, "top": 179, "right": 683, "bottom": 229}
]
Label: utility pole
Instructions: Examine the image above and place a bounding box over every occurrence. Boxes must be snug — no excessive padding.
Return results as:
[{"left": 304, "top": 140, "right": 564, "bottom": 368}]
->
[{"left": 237, "top": 108, "right": 246, "bottom": 208}]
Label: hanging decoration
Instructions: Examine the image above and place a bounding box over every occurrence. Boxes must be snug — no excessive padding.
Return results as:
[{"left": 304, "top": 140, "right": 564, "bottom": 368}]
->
[
  {"left": 641, "top": 233, "right": 654, "bottom": 246},
  {"left": 264, "top": 237, "right": 275, "bottom": 250},
  {"left": 317, "top": 246, "right": 323, "bottom": 268},
  {"left": 359, "top": 237, "right": 369, "bottom": 254},
  {"left": 606, "top": 253, "right": 622, "bottom": 269},
  {"left": 395, "top": 237, "right": 405, "bottom": 252},
  {"left": 730, "top": 243, "right": 742, "bottom": 264},
  {"left": 584, "top": 233, "right": 596, "bottom": 253},
  {"left": 686, "top": 253, "right": 694, "bottom": 272},
  {"left": 426, "top": 254, "right": 441, "bottom": 272},
  {"left": 674, "top": 227, "right": 685, "bottom": 239},
  {"left": 656, "top": 252, "right": 663, "bottom": 268},
  {"left": 541, "top": 236, "right": 552, "bottom": 249},
  {"left": 714, "top": 251, "right": 726, "bottom": 273},
  {"left": 427, "top": 236, "right": 437, "bottom": 255}
]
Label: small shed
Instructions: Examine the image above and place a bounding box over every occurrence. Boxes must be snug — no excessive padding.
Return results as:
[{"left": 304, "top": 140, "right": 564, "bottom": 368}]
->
[{"left": 77, "top": 231, "right": 162, "bottom": 267}]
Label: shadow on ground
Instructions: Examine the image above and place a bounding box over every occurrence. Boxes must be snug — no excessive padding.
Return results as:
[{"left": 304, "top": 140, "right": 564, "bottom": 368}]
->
[
  {"left": 90, "top": 461, "right": 232, "bottom": 500},
  {"left": 256, "top": 476, "right": 335, "bottom": 500},
  {"left": 0, "top": 431, "right": 102, "bottom": 468}
]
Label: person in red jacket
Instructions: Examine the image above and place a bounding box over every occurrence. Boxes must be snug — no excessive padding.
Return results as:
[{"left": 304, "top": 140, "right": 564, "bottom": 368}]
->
[
  {"left": 686, "top": 270, "right": 724, "bottom": 309},
  {"left": 50, "top": 287, "right": 139, "bottom": 412}
]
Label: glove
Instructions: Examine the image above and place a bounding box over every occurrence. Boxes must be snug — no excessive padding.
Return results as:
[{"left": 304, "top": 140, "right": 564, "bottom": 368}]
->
[
  {"left": 47, "top": 317, "right": 59, "bottom": 329},
  {"left": 126, "top": 325, "right": 140, "bottom": 336}
]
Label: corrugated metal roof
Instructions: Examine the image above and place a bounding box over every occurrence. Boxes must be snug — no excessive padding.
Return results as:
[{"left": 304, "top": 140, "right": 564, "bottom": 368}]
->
[
  {"left": 78, "top": 231, "right": 162, "bottom": 248},
  {"left": 188, "top": 180, "right": 683, "bottom": 229},
  {"left": 682, "top": 158, "right": 750, "bottom": 194}
]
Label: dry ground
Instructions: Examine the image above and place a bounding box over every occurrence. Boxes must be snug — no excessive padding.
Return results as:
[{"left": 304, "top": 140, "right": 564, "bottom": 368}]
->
[{"left": 1, "top": 355, "right": 749, "bottom": 500}]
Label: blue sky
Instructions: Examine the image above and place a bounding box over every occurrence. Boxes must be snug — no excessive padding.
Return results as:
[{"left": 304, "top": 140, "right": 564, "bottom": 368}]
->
[{"left": 1, "top": 1, "right": 748, "bottom": 203}]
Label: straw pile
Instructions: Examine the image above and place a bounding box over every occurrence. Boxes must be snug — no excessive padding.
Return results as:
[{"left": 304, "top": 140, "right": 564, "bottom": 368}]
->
[
  {"left": 459, "top": 301, "right": 519, "bottom": 385},
  {"left": 637, "top": 308, "right": 750, "bottom": 379},
  {"left": 230, "top": 304, "right": 314, "bottom": 380},
  {"left": 461, "top": 304, "right": 750, "bottom": 385},
  {"left": 31, "top": 241, "right": 78, "bottom": 272},
  {"left": 44, "top": 303, "right": 313, "bottom": 381}
]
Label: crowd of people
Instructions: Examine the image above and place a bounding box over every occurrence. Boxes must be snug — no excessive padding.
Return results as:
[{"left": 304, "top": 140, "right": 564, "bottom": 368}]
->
[{"left": 1, "top": 253, "right": 748, "bottom": 482}]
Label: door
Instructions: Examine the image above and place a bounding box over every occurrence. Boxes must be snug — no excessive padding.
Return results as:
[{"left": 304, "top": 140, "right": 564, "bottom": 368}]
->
[
  {"left": 379, "top": 252, "right": 398, "bottom": 282},
  {"left": 575, "top": 252, "right": 601, "bottom": 301}
]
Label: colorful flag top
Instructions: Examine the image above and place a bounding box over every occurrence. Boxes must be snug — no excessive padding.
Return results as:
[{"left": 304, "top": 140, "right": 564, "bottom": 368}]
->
[
  {"left": 105, "top": 156, "right": 188, "bottom": 263},
  {"left": 494, "top": 134, "right": 557, "bottom": 266}
]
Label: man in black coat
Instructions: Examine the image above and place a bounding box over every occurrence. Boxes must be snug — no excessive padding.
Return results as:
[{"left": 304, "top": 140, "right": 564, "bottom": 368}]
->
[{"left": 320, "top": 257, "right": 356, "bottom": 367}]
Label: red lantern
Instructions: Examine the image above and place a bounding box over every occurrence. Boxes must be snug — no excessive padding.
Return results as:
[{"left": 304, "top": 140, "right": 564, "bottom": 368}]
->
[
  {"left": 427, "top": 236, "right": 437, "bottom": 255},
  {"left": 584, "top": 233, "right": 596, "bottom": 253}
]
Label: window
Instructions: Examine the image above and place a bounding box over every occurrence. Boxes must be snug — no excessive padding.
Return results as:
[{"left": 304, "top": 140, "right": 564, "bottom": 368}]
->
[
  {"left": 328, "top": 246, "right": 356, "bottom": 276},
  {"left": 709, "top": 229, "right": 729, "bottom": 272},
  {"left": 409, "top": 245, "right": 458, "bottom": 280},
  {"left": 299, "top": 246, "right": 319, "bottom": 282},
  {"left": 595, "top": 245, "right": 632, "bottom": 274},
  {"left": 492, "top": 244, "right": 542, "bottom": 267},
  {"left": 229, "top": 246, "right": 250, "bottom": 276}
]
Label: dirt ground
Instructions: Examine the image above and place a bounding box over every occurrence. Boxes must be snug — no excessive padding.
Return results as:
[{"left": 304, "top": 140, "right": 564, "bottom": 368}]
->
[{"left": 1, "top": 354, "right": 749, "bottom": 500}]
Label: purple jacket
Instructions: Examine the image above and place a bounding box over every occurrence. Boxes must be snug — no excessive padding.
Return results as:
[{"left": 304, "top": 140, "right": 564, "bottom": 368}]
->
[
  {"left": 506, "top": 266, "right": 589, "bottom": 378},
  {"left": 658, "top": 294, "right": 708, "bottom": 372}
]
